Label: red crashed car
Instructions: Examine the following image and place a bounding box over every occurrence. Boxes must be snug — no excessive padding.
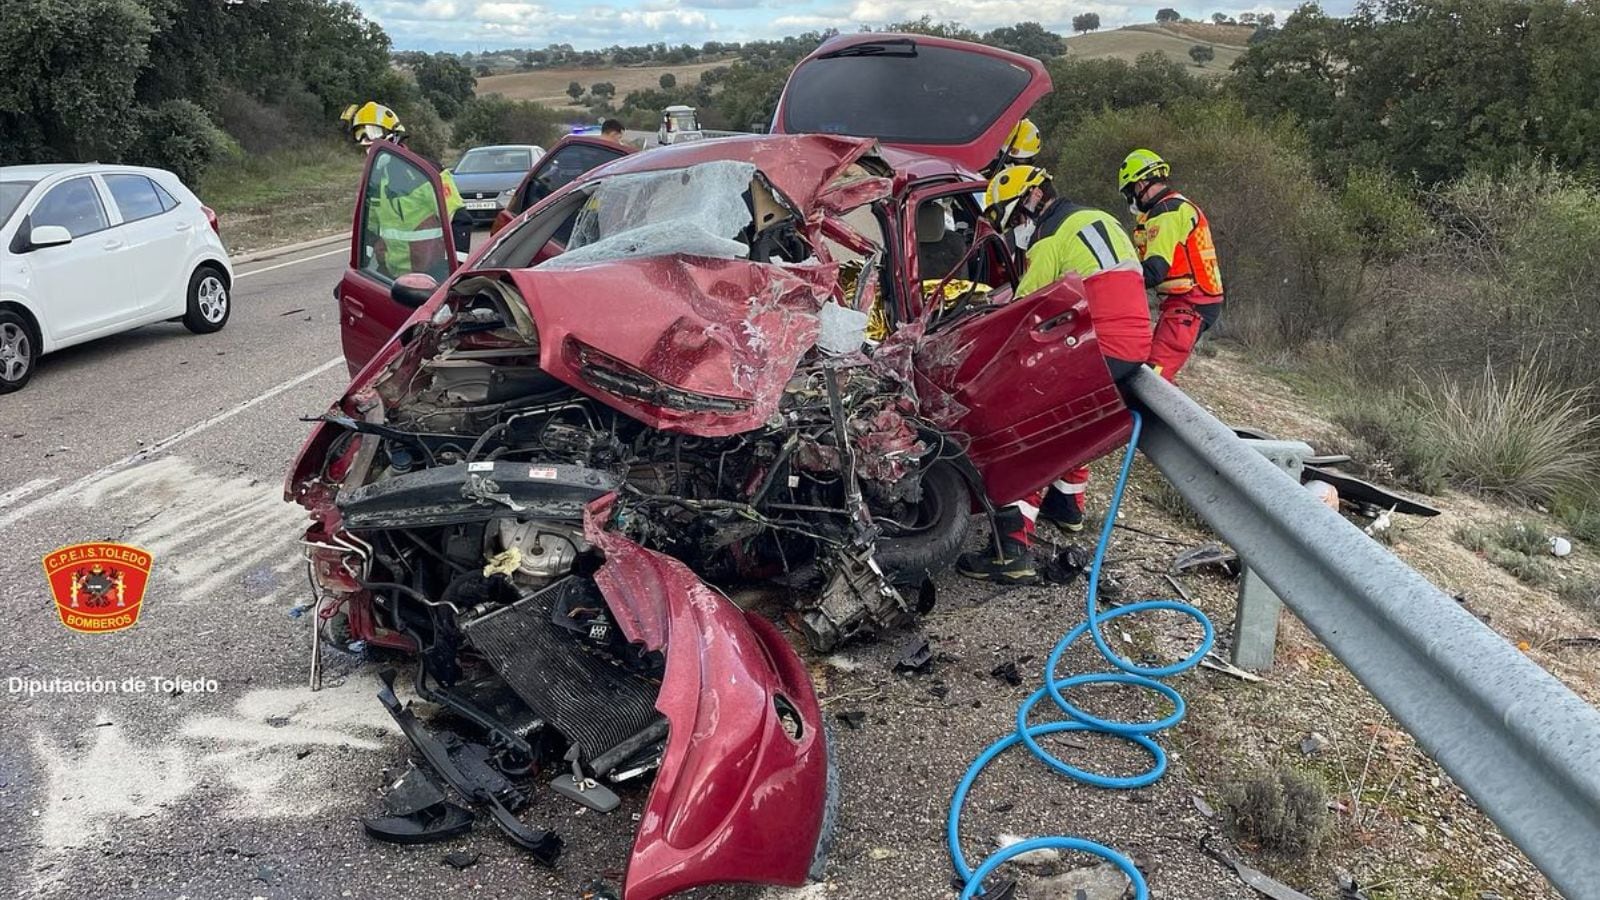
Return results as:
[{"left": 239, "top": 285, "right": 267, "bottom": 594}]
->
[{"left": 288, "top": 34, "right": 1131, "bottom": 898}]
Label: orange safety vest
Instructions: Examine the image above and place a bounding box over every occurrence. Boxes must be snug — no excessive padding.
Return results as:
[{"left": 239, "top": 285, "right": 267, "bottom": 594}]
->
[{"left": 1133, "top": 191, "right": 1223, "bottom": 299}]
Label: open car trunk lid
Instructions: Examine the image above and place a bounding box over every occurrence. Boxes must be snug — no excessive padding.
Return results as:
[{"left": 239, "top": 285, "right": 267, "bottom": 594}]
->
[{"left": 772, "top": 34, "right": 1052, "bottom": 174}]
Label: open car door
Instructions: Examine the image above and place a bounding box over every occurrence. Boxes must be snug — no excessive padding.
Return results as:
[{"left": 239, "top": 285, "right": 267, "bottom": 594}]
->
[
  {"left": 772, "top": 34, "right": 1051, "bottom": 174},
  {"left": 337, "top": 142, "right": 458, "bottom": 374},
  {"left": 907, "top": 202, "right": 1132, "bottom": 505},
  {"left": 489, "top": 135, "right": 634, "bottom": 235}
]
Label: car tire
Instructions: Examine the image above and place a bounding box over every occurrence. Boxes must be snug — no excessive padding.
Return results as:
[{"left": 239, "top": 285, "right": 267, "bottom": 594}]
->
[
  {"left": 0, "top": 309, "right": 38, "bottom": 394},
  {"left": 872, "top": 462, "right": 973, "bottom": 588},
  {"left": 182, "top": 265, "right": 230, "bottom": 334}
]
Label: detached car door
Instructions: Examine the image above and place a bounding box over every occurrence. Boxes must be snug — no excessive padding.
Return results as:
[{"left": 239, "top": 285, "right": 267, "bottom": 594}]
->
[
  {"left": 338, "top": 142, "right": 458, "bottom": 374},
  {"left": 903, "top": 185, "right": 1132, "bottom": 506},
  {"left": 489, "top": 136, "right": 633, "bottom": 235},
  {"left": 772, "top": 34, "right": 1051, "bottom": 174}
]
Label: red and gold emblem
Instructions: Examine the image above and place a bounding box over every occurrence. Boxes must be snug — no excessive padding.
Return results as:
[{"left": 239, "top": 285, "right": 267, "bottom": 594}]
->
[{"left": 43, "top": 542, "right": 153, "bottom": 633}]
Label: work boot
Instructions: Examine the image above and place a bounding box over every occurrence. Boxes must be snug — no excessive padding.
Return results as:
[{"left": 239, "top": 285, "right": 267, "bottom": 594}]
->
[
  {"left": 1038, "top": 489, "right": 1084, "bottom": 532},
  {"left": 957, "top": 536, "right": 1038, "bottom": 584}
]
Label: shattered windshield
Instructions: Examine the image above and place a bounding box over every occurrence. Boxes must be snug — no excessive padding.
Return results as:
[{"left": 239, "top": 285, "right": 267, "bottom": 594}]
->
[{"left": 537, "top": 160, "right": 757, "bottom": 270}]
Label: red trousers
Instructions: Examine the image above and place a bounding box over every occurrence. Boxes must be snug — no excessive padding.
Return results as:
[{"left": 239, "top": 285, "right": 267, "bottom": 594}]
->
[
  {"left": 1149, "top": 291, "right": 1222, "bottom": 380},
  {"left": 1001, "top": 470, "right": 1089, "bottom": 547}
]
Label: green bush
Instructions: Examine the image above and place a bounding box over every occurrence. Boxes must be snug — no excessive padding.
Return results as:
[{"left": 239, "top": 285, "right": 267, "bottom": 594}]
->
[
  {"left": 453, "top": 95, "right": 563, "bottom": 149},
  {"left": 131, "top": 99, "right": 236, "bottom": 183},
  {"left": 1416, "top": 360, "right": 1599, "bottom": 502},
  {"left": 1558, "top": 577, "right": 1600, "bottom": 625},
  {"left": 1223, "top": 767, "right": 1331, "bottom": 859},
  {"left": 1049, "top": 99, "right": 1366, "bottom": 348},
  {"left": 1330, "top": 393, "right": 1447, "bottom": 496},
  {"left": 1455, "top": 521, "right": 1557, "bottom": 586}
]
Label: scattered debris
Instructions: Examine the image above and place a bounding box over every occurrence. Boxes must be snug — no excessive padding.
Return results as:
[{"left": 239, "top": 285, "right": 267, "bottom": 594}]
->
[
  {"left": 1549, "top": 535, "right": 1573, "bottom": 557},
  {"left": 1299, "top": 732, "right": 1330, "bottom": 756},
  {"left": 1202, "top": 834, "right": 1316, "bottom": 900},
  {"left": 1040, "top": 544, "right": 1093, "bottom": 584},
  {"left": 1173, "top": 543, "right": 1239, "bottom": 576},
  {"left": 893, "top": 636, "right": 935, "bottom": 674},
  {"left": 835, "top": 710, "right": 866, "bottom": 731},
  {"left": 1030, "top": 861, "right": 1132, "bottom": 899},
  {"left": 989, "top": 661, "right": 1022, "bottom": 687},
  {"left": 1199, "top": 653, "right": 1264, "bottom": 683},
  {"left": 868, "top": 847, "right": 897, "bottom": 860},
  {"left": 1193, "top": 794, "right": 1216, "bottom": 818},
  {"left": 441, "top": 850, "right": 479, "bottom": 870},
  {"left": 1302, "top": 465, "right": 1440, "bottom": 518},
  {"left": 995, "top": 832, "right": 1060, "bottom": 866}
]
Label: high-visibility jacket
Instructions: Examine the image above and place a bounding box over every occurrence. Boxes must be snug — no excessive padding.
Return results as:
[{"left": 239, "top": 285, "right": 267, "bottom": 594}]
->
[
  {"left": 369, "top": 158, "right": 455, "bottom": 278},
  {"left": 1132, "top": 189, "right": 1223, "bottom": 299},
  {"left": 1016, "top": 201, "right": 1152, "bottom": 366}
]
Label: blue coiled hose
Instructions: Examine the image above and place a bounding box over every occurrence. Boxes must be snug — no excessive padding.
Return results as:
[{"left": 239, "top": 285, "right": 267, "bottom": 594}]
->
[{"left": 946, "top": 410, "right": 1216, "bottom": 899}]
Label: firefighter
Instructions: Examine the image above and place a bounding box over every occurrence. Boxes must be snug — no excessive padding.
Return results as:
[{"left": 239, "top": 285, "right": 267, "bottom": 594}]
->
[
  {"left": 341, "top": 101, "right": 471, "bottom": 262},
  {"left": 957, "top": 165, "right": 1153, "bottom": 583},
  {"left": 1119, "top": 149, "right": 1223, "bottom": 379},
  {"left": 983, "top": 117, "right": 1042, "bottom": 178}
]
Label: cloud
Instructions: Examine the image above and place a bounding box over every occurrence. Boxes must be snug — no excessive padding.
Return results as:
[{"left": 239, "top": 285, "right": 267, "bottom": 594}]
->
[{"left": 845, "top": 0, "right": 1132, "bottom": 34}]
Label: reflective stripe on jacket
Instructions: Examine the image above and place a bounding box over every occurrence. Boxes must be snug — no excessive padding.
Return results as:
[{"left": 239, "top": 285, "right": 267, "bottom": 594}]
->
[{"left": 1132, "top": 191, "right": 1223, "bottom": 298}]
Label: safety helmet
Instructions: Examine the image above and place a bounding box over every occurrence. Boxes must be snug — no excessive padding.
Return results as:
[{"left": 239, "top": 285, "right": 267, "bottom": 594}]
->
[
  {"left": 341, "top": 102, "right": 406, "bottom": 145},
  {"left": 1117, "top": 148, "right": 1170, "bottom": 191},
  {"left": 982, "top": 165, "right": 1052, "bottom": 230},
  {"left": 1003, "top": 118, "right": 1042, "bottom": 160}
]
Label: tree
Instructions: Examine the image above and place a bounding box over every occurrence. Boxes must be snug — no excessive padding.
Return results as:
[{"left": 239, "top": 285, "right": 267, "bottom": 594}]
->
[
  {"left": 886, "top": 15, "right": 980, "bottom": 41},
  {"left": 1212, "top": 13, "right": 1234, "bottom": 25},
  {"left": 1189, "top": 44, "right": 1216, "bottom": 65},
  {"left": 409, "top": 52, "right": 476, "bottom": 120},
  {"left": 567, "top": 80, "right": 583, "bottom": 101},
  {"left": 659, "top": 72, "right": 676, "bottom": 89},
  {"left": 453, "top": 95, "right": 562, "bottom": 147},
  {"left": 1156, "top": 8, "right": 1182, "bottom": 24},
  {"left": 590, "top": 81, "right": 615, "bottom": 100},
  {"left": 1029, "top": 53, "right": 1210, "bottom": 150},
  {"left": 1239, "top": 12, "right": 1259, "bottom": 25},
  {"left": 983, "top": 22, "right": 1066, "bottom": 60},
  {"left": 1072, "top": 13, "right": 1102, "bottom": 33},
  {"left": 1259, "top": 13, "right": 1276, "bottom": 28}
]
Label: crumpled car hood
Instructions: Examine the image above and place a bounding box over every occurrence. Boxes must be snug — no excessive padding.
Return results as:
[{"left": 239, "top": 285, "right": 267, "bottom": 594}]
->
[{"left": 507, "top": 256, "right": 840, "bottom": 436}]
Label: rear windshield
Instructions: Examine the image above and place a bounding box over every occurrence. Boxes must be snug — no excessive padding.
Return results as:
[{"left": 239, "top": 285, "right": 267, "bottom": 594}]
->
[
  {"left": 0, "top": 180, "right": 35, "bottom": 228},
  {"left": 781, "top": 42, "right": 1032, "bottom": 145},
  {"left": 456, "top": 148, "right": 534, "bottom": 174}
]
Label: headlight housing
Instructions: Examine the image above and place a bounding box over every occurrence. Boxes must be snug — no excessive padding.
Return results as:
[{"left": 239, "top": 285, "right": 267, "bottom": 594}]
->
[{"left": 495, "top": 188, "right": 514, "bottom": 207}]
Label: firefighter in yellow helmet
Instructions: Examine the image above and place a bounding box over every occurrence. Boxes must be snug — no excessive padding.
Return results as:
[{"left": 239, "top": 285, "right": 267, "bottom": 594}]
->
[
  {"left": 341, "top": 102, "right": 470, "bottom": 274},
  {"left": 1118, "top": 148, "right": 1223, "bottom": 380},
  {"left": 958, "top": 164, "right": 1153, "bottom": 583},
  {"left": 983, "top": 117, "right": 1042, "bottom": 178}
]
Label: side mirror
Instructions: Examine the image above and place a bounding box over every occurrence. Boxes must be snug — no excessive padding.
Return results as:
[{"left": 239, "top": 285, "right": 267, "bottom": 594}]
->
[
  {"left": 390, "top": 272, "right": 438, "bottom": 308},
  {"left": 29, "top": 225, "right": 73, "bottom": 249}
]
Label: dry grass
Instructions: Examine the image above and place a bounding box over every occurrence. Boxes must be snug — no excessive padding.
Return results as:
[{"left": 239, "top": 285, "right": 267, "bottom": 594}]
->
[
  {"left": 1416, "top": 360, "right": 1600, "bottom": 502},
  {"left": 1455, "top": 521, "right": 1558, "bottom": 586},
  {"left": 478, "top": 61, "right": 730, "bottom": 106},
  {"left": 196, "top": 142, "right": 364, "bottom": 254},
  {"left": 1065, "top": 25, "right": 1247, "bottom": 71},
  {"left": 1222, "top": 767, "right": 1332, "bottom": 859}
]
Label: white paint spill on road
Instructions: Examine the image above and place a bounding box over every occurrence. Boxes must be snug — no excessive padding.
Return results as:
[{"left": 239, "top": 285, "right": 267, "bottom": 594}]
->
[
  {"left": 0, "top": 476, "right": 58, "bottom": 509},
  {"left": 77, "top": 456, "right": 310, "bottom": 606},
  {"left": 29, "top": 675, "right": 402, "bottom": 888},
  {"left": 0, "top": 356, "right": 342, "bottom": 532}
]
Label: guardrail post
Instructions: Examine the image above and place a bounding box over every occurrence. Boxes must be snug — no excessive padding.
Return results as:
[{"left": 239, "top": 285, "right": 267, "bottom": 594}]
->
[{"left": 1231, "top": 439, "right": 1312, "bottom": 670}]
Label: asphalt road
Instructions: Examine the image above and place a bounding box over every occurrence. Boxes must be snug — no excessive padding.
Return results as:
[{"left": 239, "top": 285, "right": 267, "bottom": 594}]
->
[{"left": 0, "top": 232, "right": 1253, "bottom": 900}]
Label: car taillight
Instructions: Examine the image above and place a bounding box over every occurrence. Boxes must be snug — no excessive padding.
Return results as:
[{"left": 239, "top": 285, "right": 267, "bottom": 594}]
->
[{"left": 202, "top": 205, "right": 219, "bottom": 233}]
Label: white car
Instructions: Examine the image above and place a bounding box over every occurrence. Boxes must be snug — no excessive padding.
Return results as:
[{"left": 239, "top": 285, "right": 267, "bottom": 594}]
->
[{"left": 0, "top": 163, "right": 234, "bottom": 393}]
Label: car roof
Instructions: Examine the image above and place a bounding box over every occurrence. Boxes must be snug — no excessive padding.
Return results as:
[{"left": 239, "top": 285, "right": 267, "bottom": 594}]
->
[
  {"left": 1, "top": 162, "right": 180, "bottom": 182},
  {"left": 463, "top": 144, "right": 542, "bottom": 152},
  {"left": 0, "top": 163, "right": 95, "bottom": 180}
]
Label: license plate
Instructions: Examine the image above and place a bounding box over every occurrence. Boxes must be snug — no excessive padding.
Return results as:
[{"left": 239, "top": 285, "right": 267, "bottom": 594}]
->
[{"left": 464, "top": 200, "right": 497, "bottom": 210}]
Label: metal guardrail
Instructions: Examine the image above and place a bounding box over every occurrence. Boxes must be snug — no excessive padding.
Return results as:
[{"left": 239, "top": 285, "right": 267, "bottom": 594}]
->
[{"left": 1126, "top": 368, "right": 1600, "bottom": 899}]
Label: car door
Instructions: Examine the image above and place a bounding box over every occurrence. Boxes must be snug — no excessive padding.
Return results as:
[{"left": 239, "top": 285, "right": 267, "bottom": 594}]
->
[
  {"left": 905, "top": 185, "right": 1132, "bottom": 507},
  {"left": 338, "top": 142, "right": 458, "bottom": 374},
  {"left": 21, "top": 175, "right": 136, "bottom": 343},
  {"left": 772, "top": 34, "right": 1051, "bottom": 174},
  {"left": 489, "top": 136, "right": 633, "bottom": 235},
  {"left": 101, "top": 173, "right": 190, "bottom": 316}
]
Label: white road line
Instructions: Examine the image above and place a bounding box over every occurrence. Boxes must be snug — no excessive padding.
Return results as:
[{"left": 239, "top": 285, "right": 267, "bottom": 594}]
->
[
  {"left": 235, "top": 247, "right": 345, "bottom": 279},
  {"left": 0, "top": 476, "right": 59, "bottom": 510},
  {"left": 0, "top": 356, "right": 344, "bottom": 531}
]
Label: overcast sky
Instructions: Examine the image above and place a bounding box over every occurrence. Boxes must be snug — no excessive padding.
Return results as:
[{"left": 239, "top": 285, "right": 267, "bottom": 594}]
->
[{"left": 354, "top": 1, "right": 1356, "bottom": 52}]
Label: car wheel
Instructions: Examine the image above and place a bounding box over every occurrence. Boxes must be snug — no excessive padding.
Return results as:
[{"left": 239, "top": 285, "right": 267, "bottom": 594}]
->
[
  {"left": 182, "top": 265, "right": 230, "bottom": 334},
  {"left": 0, "top": 310, "right": 37, "bottom": 394}
]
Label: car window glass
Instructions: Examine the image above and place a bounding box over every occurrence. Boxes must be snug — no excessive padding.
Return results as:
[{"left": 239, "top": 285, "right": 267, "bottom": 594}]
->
[
  {"left": 524, "top": 144, "right": 626, "bottom": 209},
  {"left": 153, "top": 181, "right": 179, "bottom": 212},
  {"left": 456, "top": 148, "right": 534, "bottom": 174},
  {"left": 0, "top": 180, "right": 36, "bottom": 228},
  {"left": 104, "top": 174, "right": 167, "bottom": 223},
  {"left": 32, "top": 177, "right": 109, "bottom": 238},
  {"left": 360, "top": 151, "right": 450, "bottom": 283}
]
